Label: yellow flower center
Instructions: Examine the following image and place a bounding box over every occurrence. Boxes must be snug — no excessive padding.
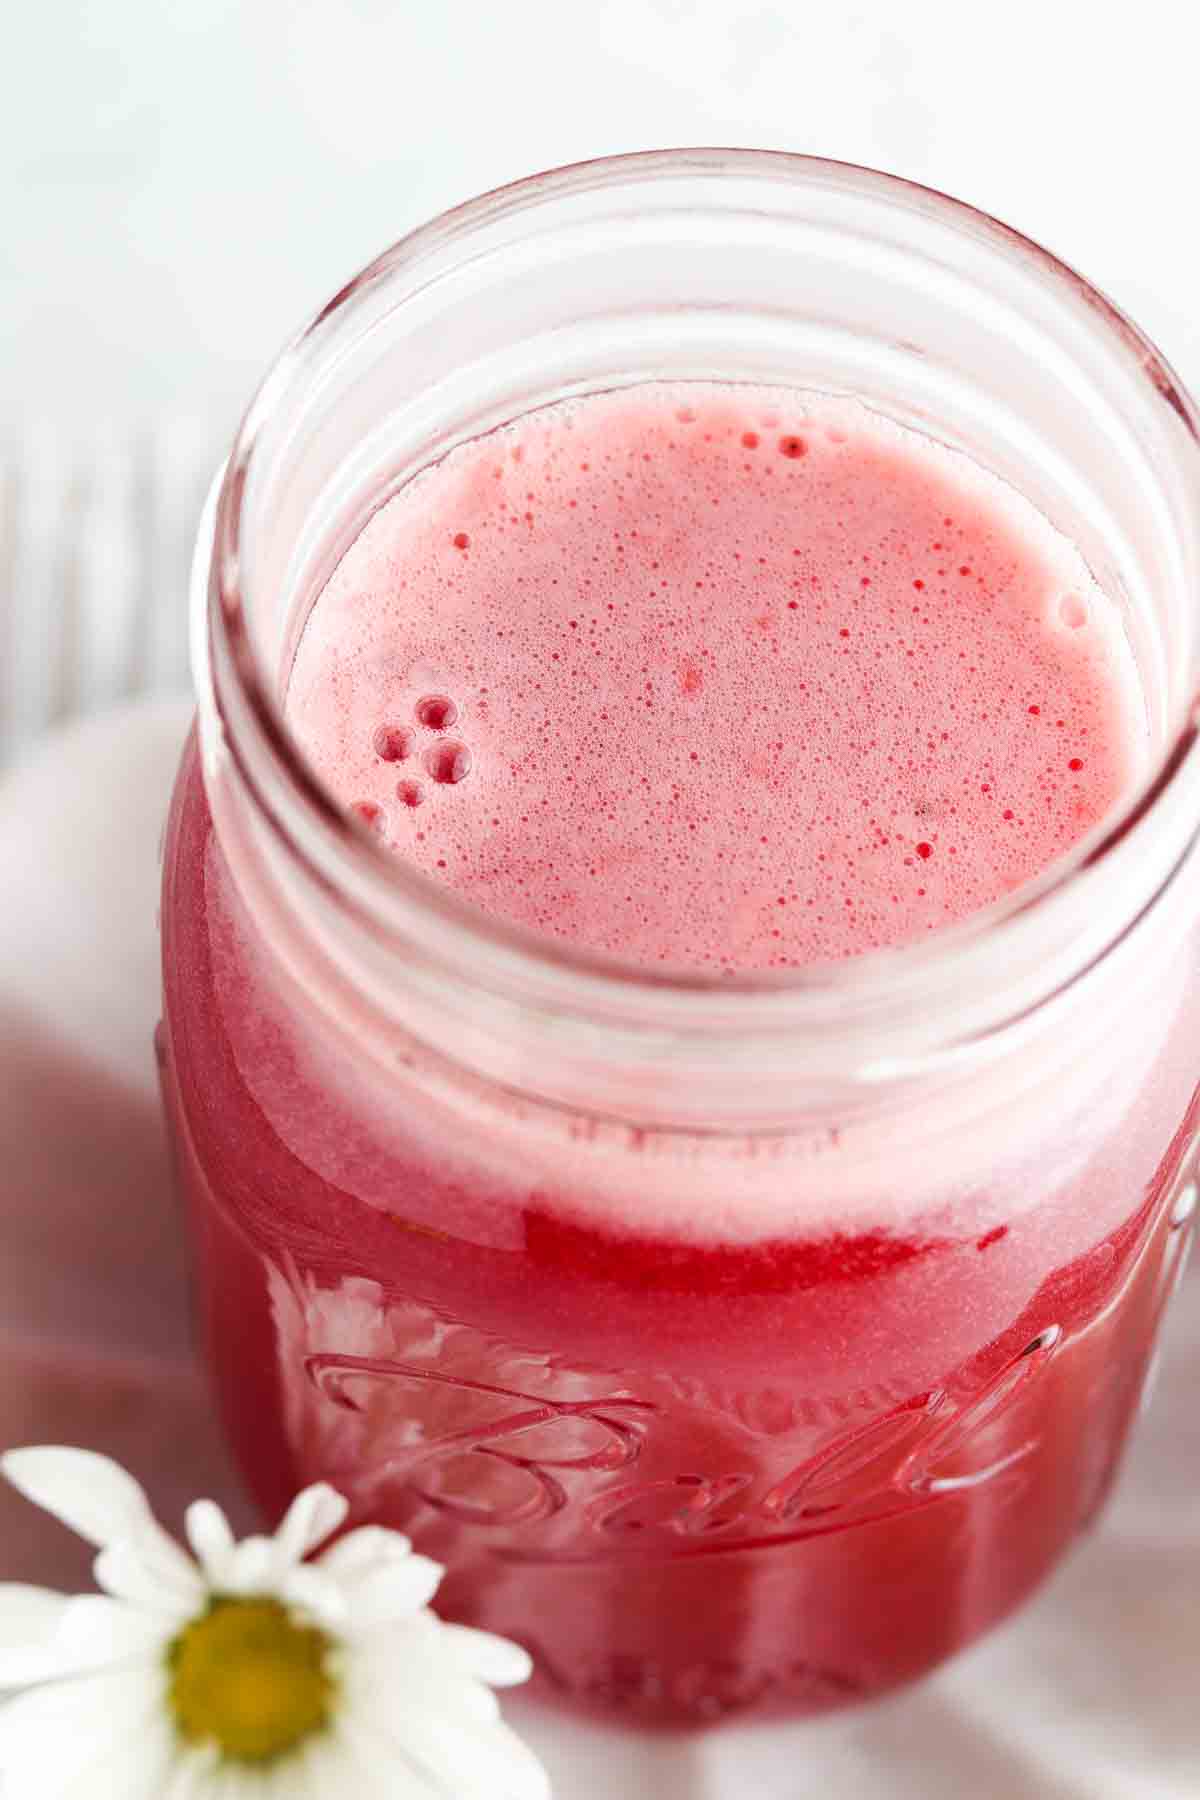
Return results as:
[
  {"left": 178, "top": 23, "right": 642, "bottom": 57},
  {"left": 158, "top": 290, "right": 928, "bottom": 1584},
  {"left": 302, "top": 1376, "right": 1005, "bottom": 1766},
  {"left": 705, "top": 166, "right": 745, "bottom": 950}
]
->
[{"left": 167, "top": 1597, "right": 335, "bottom": 1764}]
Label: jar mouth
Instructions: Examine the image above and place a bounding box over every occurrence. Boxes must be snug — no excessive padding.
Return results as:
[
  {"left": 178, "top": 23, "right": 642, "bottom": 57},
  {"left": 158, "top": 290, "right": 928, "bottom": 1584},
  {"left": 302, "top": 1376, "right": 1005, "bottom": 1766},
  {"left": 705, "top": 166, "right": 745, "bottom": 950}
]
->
[{"left": 200, "top": 147, "right": 1200, "bottom": 1063}]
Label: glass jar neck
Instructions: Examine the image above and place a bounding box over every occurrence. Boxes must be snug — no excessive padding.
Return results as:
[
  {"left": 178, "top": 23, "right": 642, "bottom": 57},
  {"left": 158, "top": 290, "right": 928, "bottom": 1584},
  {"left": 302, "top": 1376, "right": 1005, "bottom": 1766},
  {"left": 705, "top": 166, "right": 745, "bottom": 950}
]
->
[{"left": 195, "top": 150, "right": 1200, "bottom": 1130}]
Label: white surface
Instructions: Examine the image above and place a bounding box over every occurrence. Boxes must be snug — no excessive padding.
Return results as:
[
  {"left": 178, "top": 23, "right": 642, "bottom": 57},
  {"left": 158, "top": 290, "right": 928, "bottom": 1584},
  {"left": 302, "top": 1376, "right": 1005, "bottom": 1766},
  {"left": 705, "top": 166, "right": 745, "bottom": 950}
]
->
[
  {"left": 3, "top": 1, "right": 1200, "bottom": 438},
  {"left": 0, "top": 697, "right": 1196, "bottom": 1797}
]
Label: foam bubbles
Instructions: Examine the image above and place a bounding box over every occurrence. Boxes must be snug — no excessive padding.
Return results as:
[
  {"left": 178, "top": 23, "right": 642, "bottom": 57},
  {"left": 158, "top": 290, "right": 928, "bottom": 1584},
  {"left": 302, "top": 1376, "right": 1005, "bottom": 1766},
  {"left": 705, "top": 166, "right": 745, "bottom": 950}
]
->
[
  {"left": 373, "top": 724, "right": 413, "bottom": 762},
  {"left": 415, "top": 694, "right": 458, "bottom": 731},
  {"left": 424, "top": 741, "right": 472, "bottom": 785},
  {"left": 286, "top": 382, "right": 1145, "bottom": 971}
]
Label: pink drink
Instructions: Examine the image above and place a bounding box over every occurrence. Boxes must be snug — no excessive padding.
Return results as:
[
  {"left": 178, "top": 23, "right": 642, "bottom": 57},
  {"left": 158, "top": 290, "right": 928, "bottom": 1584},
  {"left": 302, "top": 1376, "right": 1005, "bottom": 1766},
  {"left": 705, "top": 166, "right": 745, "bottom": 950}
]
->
[
  {"left": 287, "top": 387, "right": 1142, "bottom": 967},
  {"left": 161, "top": 384, "right": 1199, "bottom": 1722}
]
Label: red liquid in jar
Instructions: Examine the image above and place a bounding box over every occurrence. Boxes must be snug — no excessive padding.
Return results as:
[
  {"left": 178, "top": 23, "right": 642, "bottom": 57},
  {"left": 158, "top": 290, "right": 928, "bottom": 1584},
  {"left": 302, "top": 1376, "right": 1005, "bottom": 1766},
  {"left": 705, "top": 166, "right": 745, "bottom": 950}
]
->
[{"left": 161, "top": 386, "right": 1199, "bottom": 1722}]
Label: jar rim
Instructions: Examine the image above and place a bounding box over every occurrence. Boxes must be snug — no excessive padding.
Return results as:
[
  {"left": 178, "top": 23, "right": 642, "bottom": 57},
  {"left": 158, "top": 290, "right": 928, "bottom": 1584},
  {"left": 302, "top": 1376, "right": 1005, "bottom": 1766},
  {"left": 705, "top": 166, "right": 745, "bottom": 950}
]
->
[{"left": 199, "top": 147, "right": 1200, "bottom": 1069}]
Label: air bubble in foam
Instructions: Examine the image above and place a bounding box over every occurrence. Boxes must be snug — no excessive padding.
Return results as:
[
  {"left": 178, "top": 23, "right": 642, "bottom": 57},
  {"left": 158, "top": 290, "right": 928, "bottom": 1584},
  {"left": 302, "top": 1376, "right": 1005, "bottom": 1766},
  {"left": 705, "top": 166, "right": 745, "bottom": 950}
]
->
[
  {"left": 416, "top": 694, "right": 458, "bottom": 732},
  {"left": 373, "top": 724, "right": 413, "bottom": 762},
  {"left": 424, "top": 741, "right": 472, "bottom": 785}
]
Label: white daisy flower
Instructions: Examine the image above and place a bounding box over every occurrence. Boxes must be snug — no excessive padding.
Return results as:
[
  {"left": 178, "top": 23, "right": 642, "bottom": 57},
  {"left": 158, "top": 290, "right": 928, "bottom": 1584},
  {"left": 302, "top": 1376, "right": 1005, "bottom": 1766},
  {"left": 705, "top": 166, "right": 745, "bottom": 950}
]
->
[{"left": 0, "top": 1446, "right": 550, "bottom": 1800}]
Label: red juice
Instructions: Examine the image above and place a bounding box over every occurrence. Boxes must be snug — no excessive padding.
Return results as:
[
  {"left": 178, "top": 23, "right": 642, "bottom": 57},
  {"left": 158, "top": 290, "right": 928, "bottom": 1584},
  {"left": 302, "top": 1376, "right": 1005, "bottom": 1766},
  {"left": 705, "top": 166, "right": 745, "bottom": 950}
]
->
[{"left": 161, "top": 384, "right": 1200, "bottom": 1723}]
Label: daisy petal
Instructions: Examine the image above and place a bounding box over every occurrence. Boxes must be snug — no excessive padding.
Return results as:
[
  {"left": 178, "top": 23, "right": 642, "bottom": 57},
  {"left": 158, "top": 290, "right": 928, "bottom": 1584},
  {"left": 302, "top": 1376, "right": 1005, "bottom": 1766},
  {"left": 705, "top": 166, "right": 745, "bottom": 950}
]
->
[
  {"left": 271, "top": 1739, "right": 380, "bottom": 1800},
  {"left": 161, "top": 1745, "right": 219, "bottom": 1799},
  {"left": 184, "top": 1500, "right": 236, "bottom": 1582},
  {"left": 439, "top": 1623, "right": 534, "bottom": 1687},
  {"left": 0, "top": 1664, "right": 167, "bottom": 1797},
  {"left": 277, "top": 1739, "right": 346, "bottom": 1800},
  {"left": 278, "top": 1563, "right": 348, "bottom": 1630},
  {"left": 0, "top": 1585, "right": 73, "bottom": 1686},
  {"left": 345, "top": 1700, "right": 551, "bottom": 1800},
  {"left": 94, "top": 1528, "right": 205, "bottom": 1620},
  {"left": 132, "top": 1522, "right": 209, "bottom": 1597},
  {"left": 465, "top": 1713, "right": 553, "bottom": 1800},
  {"left": 50, "top": 1708, "right": 176, "bottom": 1800},
  {"left": 0, "top": 1583, "right": 69, "bottom": 1649},
  {"left": 316, "top": 1524, "right": 412, "bottom": 1580},
  {"left": 58, "top": 1594, "right": 173, "bottom": 1665},
  {"left": 273, "top": 1484, "right": 349, "bottom": 1566},
  {"left": 343, "top": 1625, "right": 501, "bottom": 1725},
  {"left": 219, "top": 1534, "right": 279, "bottom": 1595},
  {"left": 332, "top": 1715, "right": 445, "bottom": 1799},
  {"left": 0, "top": 1592, "right": 171, "bottom": 1687},
  {"left": 339, "top": 1556, "right": 445, "bottom": 1628},
  {"left": 190, "top": 1766, "right": 243, "bottom": 1800},
  {"left": 0, "top": 1646, "right": 69, "bottom": 1688},
  {"left": 1, "top": 1448, "right": 151, "bottom": 1549}
]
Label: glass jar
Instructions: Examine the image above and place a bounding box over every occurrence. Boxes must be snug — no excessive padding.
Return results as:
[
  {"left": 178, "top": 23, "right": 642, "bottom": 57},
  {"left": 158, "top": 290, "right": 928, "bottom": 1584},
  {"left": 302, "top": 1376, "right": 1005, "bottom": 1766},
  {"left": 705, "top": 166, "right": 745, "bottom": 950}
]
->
[{"left": 160, "top": 150, "right": 1200, "bottom": 1725}]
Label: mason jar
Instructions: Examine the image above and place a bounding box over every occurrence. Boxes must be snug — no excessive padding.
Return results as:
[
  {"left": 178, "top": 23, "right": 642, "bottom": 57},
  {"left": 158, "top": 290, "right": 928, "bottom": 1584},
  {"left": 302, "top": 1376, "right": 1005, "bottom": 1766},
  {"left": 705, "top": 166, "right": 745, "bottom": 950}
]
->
[{"left": 160, "top": 150, "right": 1200, "bottom": 1726}]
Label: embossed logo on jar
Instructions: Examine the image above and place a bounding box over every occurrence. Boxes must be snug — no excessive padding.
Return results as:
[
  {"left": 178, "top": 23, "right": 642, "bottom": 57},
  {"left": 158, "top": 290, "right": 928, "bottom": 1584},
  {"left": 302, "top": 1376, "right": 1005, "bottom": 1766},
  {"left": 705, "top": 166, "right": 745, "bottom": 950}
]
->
[
  {"left": 303, "top": 1325, "right": 1064, "bottom": 1559},
  {"left": 305, "top": 1354, "right": 653, "bottom": 1526},
  {"left": 897, "top": 1326, "right": 1061, "bottom": 1495}
]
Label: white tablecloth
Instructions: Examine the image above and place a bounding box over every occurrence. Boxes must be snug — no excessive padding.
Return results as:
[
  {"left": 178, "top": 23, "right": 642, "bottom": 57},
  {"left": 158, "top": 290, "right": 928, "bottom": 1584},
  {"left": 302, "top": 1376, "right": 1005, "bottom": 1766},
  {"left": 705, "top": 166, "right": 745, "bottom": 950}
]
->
[{"left": 0, "top": 699, "right": 1195, "bottom": 1799}]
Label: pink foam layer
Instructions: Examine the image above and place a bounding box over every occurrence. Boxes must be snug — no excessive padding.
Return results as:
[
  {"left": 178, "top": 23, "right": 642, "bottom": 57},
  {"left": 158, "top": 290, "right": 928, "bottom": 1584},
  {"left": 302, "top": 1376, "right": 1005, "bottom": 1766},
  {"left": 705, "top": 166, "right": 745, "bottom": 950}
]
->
[{"left": 287, "top": 384, "right": 1144, "bottom": 969}]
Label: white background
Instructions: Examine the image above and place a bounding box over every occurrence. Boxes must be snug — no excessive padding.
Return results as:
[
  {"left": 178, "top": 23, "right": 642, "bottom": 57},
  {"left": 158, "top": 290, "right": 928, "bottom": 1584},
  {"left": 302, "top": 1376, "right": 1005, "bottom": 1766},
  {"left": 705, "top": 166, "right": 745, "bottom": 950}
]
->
[{"left": 4, "top": 0, "right": 1200, "bottom": 441}]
